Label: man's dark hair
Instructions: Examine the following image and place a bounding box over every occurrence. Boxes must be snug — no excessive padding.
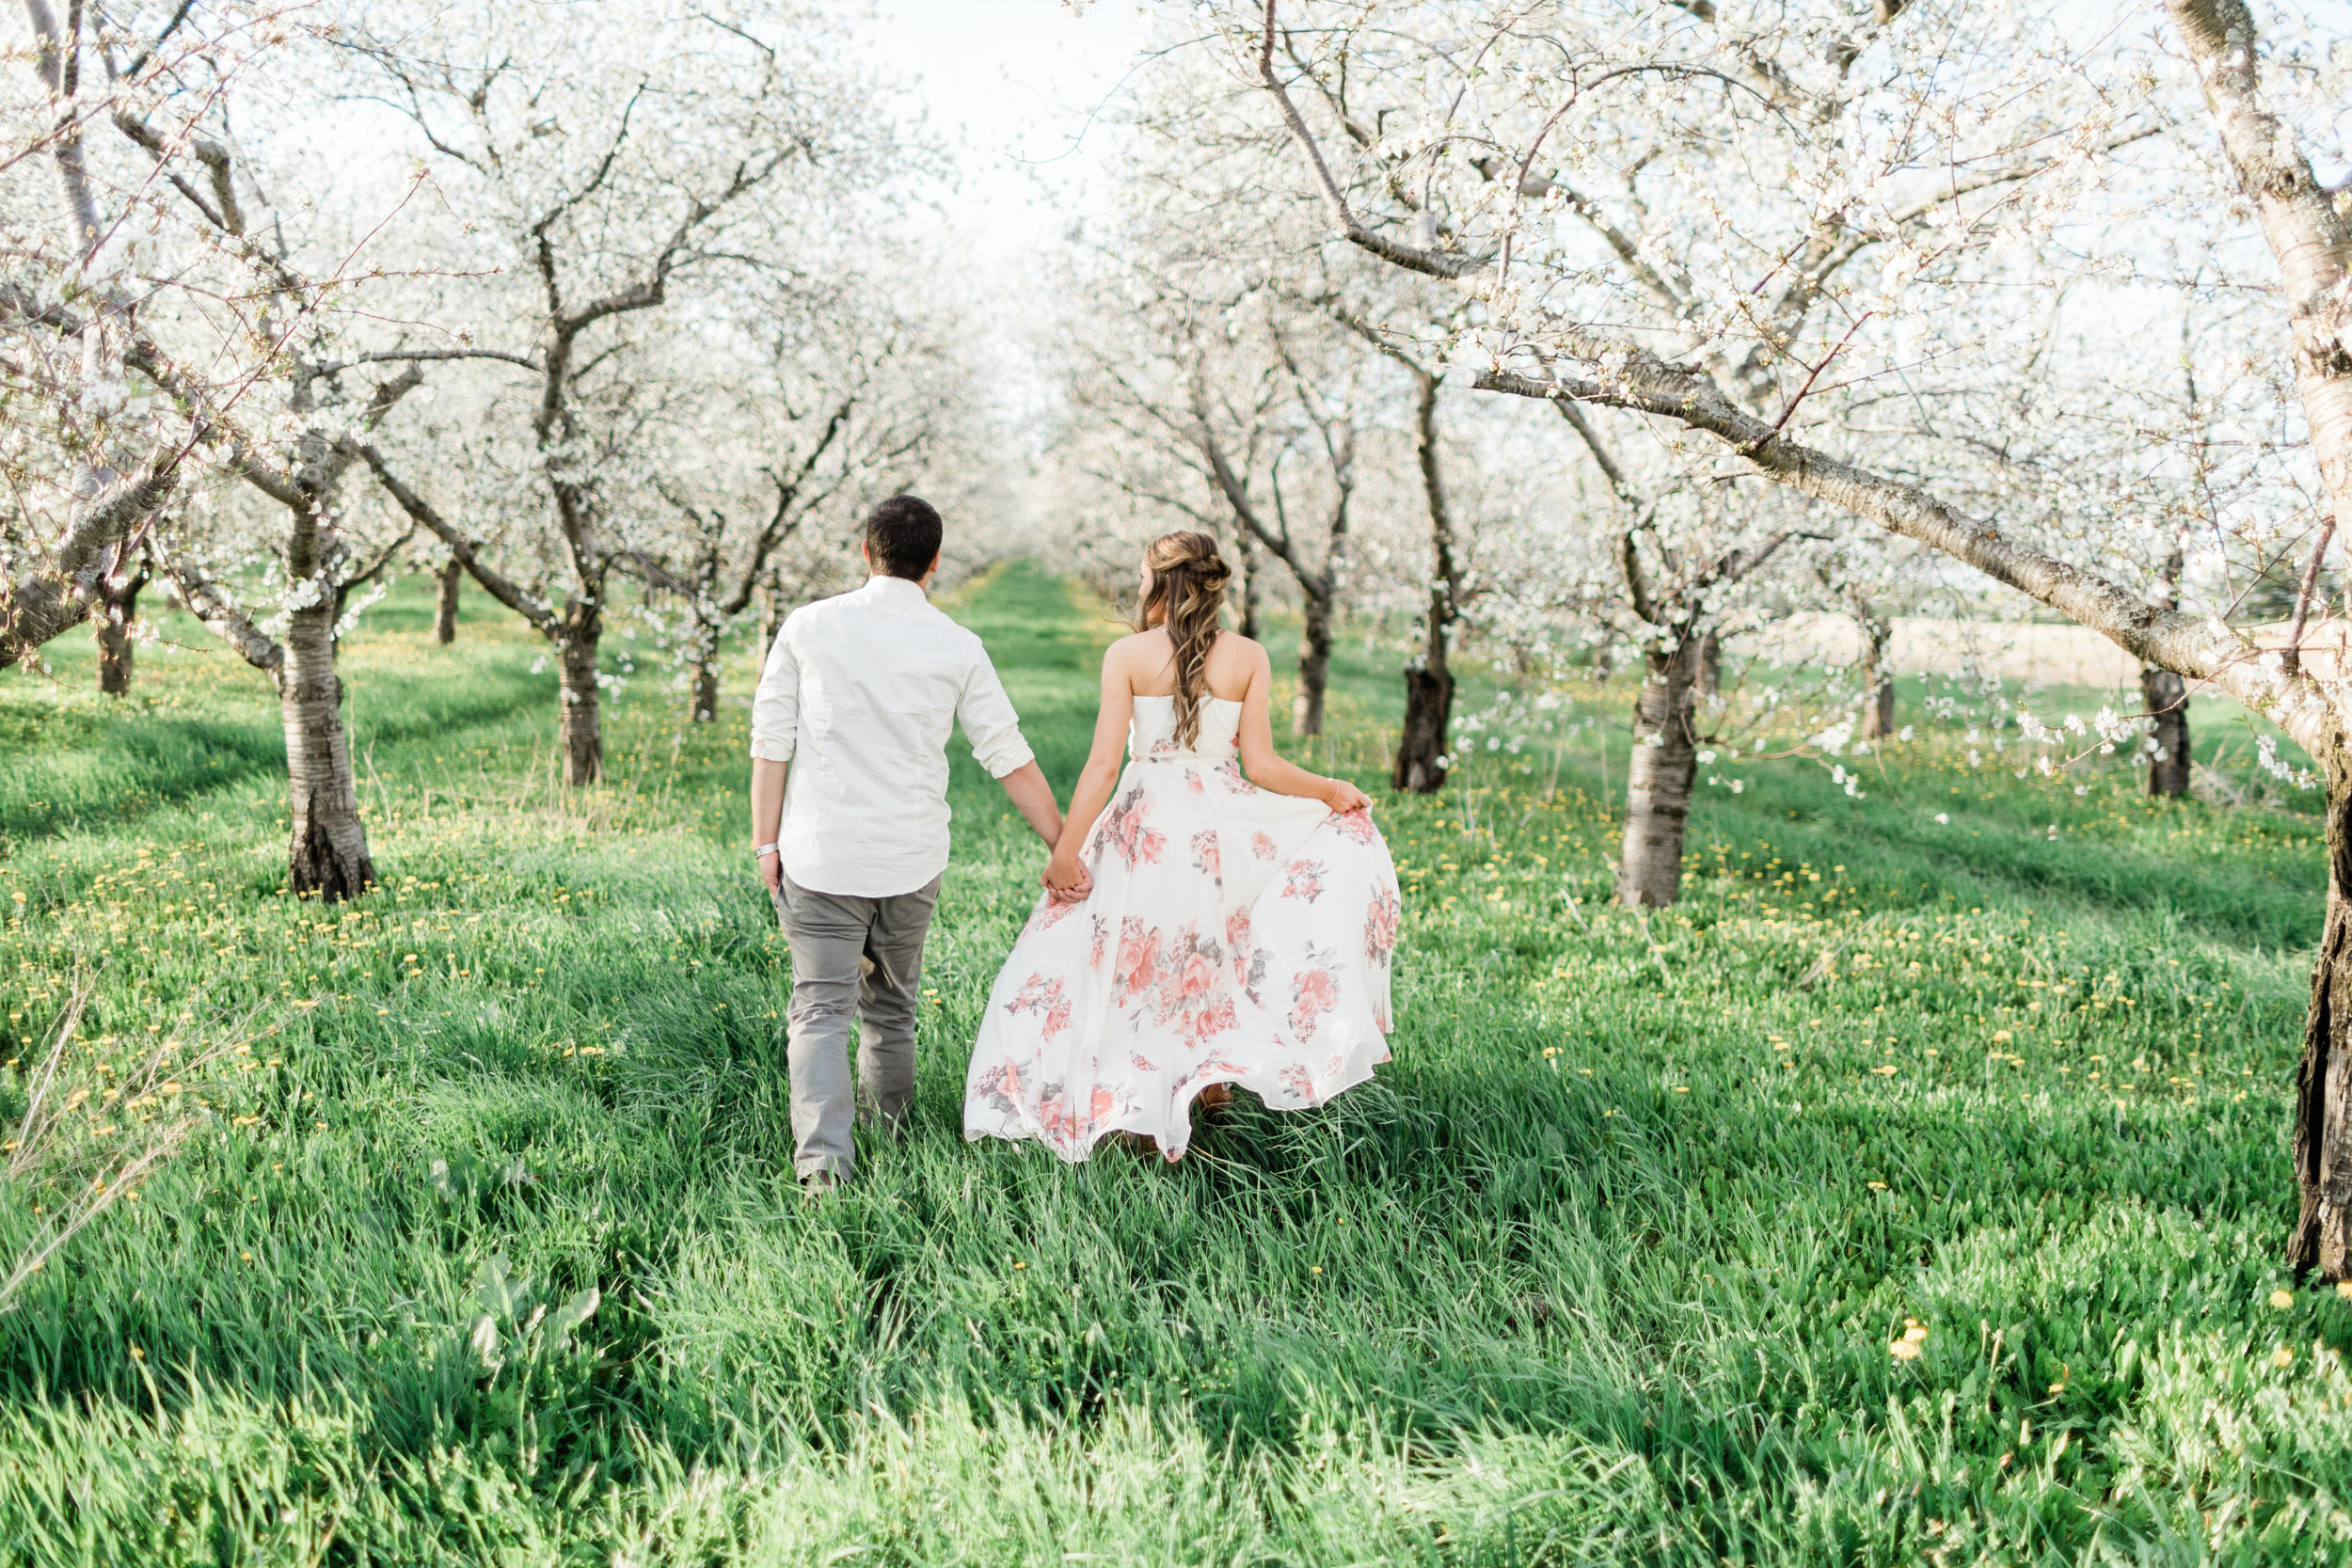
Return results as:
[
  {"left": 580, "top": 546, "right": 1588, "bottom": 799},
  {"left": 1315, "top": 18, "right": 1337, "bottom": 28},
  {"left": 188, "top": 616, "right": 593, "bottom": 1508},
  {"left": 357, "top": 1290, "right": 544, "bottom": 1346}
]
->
[{"left": 865, "top": 495, "right": 943, "bottom": 580}]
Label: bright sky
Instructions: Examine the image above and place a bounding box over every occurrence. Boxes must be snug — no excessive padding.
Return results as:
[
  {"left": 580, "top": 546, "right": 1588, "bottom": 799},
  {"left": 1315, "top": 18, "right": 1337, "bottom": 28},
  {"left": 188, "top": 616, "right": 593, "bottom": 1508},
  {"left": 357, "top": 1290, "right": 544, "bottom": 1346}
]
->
[{"left": 866, "top": 0, "right": 1157, "bottom": 251}]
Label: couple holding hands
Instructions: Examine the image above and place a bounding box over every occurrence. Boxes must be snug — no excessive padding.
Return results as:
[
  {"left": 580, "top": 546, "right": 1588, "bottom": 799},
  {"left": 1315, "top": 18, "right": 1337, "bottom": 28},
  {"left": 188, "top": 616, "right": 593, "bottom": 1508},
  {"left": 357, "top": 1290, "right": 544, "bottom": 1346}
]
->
[{"left": 749, "top": 497, "right": 1401, "bottom": 1189}]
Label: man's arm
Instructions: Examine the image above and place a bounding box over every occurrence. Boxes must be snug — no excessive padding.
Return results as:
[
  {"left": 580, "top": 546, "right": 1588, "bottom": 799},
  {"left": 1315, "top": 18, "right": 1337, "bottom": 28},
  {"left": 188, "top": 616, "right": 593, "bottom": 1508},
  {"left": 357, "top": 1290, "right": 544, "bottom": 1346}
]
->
[
  {"left": 996, "top": 760, "right": 1063, "bottom": 850},
  {"left": 957, "top": 645, "right": 1057, "bottom": 845},
  {"left": 749, "top": 624, "right": 800, "bottom": 895},
  {"left": 751, "top": 757, "right": 788, "bottom": 895}
]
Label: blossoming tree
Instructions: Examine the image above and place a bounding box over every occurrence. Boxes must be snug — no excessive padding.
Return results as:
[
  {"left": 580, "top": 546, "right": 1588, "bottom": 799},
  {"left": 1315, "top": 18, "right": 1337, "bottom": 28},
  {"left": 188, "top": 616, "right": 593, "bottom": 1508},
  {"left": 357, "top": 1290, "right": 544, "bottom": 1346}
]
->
[
  {"left": 345, "top": 0, "right": 898, "bottom": 783},
  {"left": 1189, "top": 0, "right": 2352, "bottom": 1274}
]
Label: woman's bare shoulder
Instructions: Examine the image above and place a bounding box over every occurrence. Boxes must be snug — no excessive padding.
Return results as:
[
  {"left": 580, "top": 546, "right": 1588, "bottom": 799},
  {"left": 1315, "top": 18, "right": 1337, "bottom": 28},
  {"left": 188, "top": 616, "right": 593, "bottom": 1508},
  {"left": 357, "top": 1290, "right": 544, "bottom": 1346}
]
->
[
  {"left": 1103, "top": 627, "right": 1167, "bottom": 658},
  {"left": 1101, "top": 628, "right": 1169, "bottom": 680},
  {"left": 1211, "top": 630, "right": 1269, "bottom": 666},
  {"left": 1203, "top": 630, "right": 1265, "bottom": 700}
]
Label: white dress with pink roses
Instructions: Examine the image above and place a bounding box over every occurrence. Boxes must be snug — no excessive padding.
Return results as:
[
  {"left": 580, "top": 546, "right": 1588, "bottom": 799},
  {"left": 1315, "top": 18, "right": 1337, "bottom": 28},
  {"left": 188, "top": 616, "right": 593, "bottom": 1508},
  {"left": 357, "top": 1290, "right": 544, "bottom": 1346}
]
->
[{"left": 963, "top": 693, "right": 1401, "bottom": 1162}]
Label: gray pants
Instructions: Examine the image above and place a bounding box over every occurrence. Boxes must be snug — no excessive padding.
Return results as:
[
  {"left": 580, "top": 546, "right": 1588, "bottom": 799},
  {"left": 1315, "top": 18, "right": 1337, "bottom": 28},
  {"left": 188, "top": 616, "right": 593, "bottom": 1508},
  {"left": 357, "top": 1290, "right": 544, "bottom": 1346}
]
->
[{"left": 773, "top": 872, "right": 941, "bottom": 1180}]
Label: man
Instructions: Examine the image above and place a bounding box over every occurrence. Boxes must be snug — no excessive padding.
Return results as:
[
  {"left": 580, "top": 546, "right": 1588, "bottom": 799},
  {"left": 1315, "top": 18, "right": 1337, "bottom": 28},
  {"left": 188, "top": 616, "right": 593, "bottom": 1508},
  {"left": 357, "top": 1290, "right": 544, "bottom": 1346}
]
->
[{"left": 750, "top": 495, "right": 1067, "bottom": 1190}]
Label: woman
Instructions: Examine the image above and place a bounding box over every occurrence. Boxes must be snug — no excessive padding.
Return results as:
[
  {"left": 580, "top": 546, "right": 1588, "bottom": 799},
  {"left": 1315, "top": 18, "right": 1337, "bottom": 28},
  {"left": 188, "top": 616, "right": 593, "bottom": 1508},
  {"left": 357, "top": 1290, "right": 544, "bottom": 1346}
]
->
[{"left": 964, "top": 531, "right": 1402, "bottom": 1162}]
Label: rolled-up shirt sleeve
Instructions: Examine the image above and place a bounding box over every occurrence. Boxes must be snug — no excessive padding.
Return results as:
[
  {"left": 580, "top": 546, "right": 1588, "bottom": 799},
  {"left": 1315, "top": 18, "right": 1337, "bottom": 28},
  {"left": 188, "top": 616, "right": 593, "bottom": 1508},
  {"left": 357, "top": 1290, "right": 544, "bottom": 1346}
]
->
[
  {"left": 749, "top": 625, "right": 800, "bottom": 763},
  {"left": 958, "top": 647, "right": 1035, "bottom": 779}
]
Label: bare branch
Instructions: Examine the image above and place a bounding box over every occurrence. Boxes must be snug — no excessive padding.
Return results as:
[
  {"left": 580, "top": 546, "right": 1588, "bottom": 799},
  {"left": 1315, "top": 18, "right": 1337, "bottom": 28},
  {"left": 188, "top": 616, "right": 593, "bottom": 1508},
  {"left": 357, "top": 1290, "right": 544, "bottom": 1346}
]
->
[{"left": 355, "top": 444, "right": 557, "bottom": 636}]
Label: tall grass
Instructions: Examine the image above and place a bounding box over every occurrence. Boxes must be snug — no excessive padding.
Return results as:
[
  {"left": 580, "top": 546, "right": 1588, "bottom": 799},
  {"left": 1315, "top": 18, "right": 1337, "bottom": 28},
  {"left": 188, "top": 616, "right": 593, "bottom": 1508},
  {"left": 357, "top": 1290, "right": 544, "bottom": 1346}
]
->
[{"left": 0, "top": 563, "right": 2345, "bottom": 1565}]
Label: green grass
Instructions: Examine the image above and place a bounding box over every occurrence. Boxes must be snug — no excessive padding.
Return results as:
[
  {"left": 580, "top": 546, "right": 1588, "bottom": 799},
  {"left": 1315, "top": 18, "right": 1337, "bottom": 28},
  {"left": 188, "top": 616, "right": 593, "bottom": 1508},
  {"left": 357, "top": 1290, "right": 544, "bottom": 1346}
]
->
[{"left": 2, "top": 562, "right": 2348, "bottom": 1565}]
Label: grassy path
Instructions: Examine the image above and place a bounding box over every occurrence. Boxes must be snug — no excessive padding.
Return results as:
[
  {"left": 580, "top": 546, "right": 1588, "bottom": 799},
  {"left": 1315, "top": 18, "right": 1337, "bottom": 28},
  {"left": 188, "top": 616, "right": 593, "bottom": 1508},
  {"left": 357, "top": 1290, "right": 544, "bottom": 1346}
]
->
[{"left": 0, "top": 563, "right": 2346, "bottom": 1565}]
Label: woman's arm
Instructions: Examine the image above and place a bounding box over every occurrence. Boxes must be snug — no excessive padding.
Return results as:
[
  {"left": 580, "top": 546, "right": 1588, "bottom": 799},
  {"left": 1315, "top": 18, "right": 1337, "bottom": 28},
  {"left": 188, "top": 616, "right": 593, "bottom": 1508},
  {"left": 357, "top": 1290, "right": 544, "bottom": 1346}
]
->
[
  {"left": 1042, "top": 643, "right": 1138, "bottom": 896},
  {"left": 1234, "top": 641, "right": 1372, "bottom": 812}
]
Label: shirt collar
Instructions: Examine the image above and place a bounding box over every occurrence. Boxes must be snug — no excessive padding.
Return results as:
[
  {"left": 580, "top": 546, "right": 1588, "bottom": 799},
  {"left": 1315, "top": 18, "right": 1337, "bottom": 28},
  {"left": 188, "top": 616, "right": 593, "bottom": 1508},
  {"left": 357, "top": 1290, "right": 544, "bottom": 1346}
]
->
[{"left": 863, "top": 575, "right": 931, "bottom": 610}]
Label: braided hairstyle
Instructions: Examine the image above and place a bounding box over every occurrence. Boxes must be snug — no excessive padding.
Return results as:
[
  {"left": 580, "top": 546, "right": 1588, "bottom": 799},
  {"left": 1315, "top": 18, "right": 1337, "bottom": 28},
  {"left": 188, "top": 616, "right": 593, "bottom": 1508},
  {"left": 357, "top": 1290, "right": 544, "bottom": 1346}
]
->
[{"left": 1136, "top": 531, "right": 1233, "bottom": 749}]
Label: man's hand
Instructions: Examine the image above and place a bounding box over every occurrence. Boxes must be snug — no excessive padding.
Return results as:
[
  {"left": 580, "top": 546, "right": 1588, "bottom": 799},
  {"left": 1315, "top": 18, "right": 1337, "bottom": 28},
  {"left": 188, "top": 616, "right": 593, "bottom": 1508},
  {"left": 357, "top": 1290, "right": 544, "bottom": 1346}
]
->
[{"left": 751, "top": 757, "right": 788, "bottom": 899}]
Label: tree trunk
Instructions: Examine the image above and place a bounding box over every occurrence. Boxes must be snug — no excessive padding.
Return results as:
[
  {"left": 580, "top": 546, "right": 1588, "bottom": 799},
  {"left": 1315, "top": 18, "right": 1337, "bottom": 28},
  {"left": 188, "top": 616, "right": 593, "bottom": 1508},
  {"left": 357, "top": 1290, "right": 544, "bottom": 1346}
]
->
[
  {"left": 280, "top": 595, "right": 374, "bottom": 901},
  {"left": 435, "top": 560, "right": 461, "bottom": 644},
  {"left": 2166, "top": 0, "right": 2352, "bottom": 1288},
  {"left": 757, "top": 584, "right": 788, "bottom": 672},
  {"left": 1293, "top": 590, "right": 1331, "bottom": 737},
  {"left": 1694, "top": 628, "right": 1723, "bottom": 728},
  {"left": 2292, "top": 763, "right": 2352, "bottom": 1279},
  {"left": 1843, "top": 601, "right": 1896, "bottom": 739},
  {"left": 2143, "top": 665, "right": 2191, "bottom": 798},
  {"left": 691, "top": 657, "right": 721, "bottom": 723},
  {"left": 1617, "top": 635, "right": 1702, "bottom": 908},
  {"left": 685, "top": 604, "right": 722, "bottom": 722},
  {"left": 1860, "top": 626, "right": 1896, "bottom": 739},
  {"left": 1865, "top": 673, "right": 1896, "bottom": 741},
  {"left": 1393, "top": 365, "right": 1457, "bottom": 794},
  {"left": 93, "top": 568, "right": 143, "bottom": 696},
  {"left": 1393, "top": 665, "right": 1454, "bottom": 793},
  {"left": 1233, "top": 528, "right": 1263, "bottom": 641},
  {"left": 556, "top": 627, "right": 603, "bottom": 785}
]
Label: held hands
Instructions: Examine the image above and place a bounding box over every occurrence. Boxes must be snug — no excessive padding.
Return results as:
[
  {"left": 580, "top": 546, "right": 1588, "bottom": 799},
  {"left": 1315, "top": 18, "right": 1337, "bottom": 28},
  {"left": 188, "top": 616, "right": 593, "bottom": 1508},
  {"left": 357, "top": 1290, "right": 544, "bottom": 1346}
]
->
[
  {"left": 1042, "top": 850, "right": 1093, "bottom": 904},
  {"left": 1323, "top": 777, "right": 1373, "bottom": 815}
]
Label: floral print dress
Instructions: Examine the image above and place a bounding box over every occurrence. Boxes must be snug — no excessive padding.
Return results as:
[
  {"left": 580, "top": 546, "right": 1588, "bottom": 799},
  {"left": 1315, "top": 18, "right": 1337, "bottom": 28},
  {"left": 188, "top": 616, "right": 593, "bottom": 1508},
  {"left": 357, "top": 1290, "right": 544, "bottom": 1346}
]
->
[{"left": 964, "top": 694, "right": 1401, "bottom": 1161}]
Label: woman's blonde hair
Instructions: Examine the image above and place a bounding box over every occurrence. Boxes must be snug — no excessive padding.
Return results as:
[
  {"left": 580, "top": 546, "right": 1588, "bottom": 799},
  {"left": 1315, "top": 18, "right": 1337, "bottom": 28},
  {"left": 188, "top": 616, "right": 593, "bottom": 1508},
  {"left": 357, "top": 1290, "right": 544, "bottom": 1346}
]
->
[{"left": 1136, "top": 531, "right": 1232, "bottom": 748}]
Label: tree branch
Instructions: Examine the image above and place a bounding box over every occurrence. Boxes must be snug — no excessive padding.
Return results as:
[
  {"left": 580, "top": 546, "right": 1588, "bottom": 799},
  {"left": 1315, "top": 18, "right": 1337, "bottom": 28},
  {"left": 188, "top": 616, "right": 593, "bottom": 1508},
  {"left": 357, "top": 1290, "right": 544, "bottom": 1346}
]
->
[
  {"left": 355, "top": 444, "right": 557, "bottom": 636},
  {"left": 1255, "top": 0, "right": 1477, "bottom": 283},
  {"left": 161, "top": 557, "right": 284, "bottom": 675},
  {"left": 1476, "top": 363, "right": 2324, "bottom": 749}
]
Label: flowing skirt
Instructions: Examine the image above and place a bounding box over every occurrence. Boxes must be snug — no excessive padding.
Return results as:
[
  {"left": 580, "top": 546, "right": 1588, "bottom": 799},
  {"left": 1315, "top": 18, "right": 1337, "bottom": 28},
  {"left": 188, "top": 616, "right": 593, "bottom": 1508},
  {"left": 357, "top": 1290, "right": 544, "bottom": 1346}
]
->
[{"left": 963, "top": 754, "right": 1400, "bottom": 1161}]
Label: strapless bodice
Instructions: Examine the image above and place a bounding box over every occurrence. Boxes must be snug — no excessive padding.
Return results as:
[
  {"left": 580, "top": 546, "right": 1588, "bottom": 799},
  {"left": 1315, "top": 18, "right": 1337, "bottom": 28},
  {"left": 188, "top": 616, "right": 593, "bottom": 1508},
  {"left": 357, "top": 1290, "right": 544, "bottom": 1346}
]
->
[{"left": 1128, "top": 693, "right": 1241, "bottom": 762}]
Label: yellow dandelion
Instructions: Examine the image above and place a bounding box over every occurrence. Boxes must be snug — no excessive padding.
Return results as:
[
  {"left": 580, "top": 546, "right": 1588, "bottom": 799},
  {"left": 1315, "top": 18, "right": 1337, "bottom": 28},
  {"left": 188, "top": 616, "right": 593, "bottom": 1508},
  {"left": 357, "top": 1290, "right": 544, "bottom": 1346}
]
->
[
  {"left": 2272, "top": 1345, "right": 2295, "bottom": 1369},
  {"left": 2338, "top": 1280, "right": 2352, "bottom": 1301},
  {"left": 1311, "top": 1265, "right": 1323, "bottom": 1275},
  {"left": 1867, "top": 1181, "right": 1888, "bottom": 1191},
  {"left": 2270, "top": 1289, "right": 2296, "bottom": 1310},
  {"left": 1992, "top": 1030, "right": 2012, "bottom": 1043},
  {"left": 1889, "top": 1338, "right": 1921, "bottom": 1361},
  {"left": 1902, "top": 1322, "right": 1930, "bottom": 1343}
]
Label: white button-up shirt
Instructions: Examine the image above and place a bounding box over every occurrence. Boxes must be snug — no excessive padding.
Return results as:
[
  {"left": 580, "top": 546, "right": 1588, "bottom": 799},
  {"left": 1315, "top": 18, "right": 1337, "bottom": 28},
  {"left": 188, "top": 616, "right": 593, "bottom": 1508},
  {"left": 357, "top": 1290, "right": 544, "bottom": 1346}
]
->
[{"left": 751, "top": 575, "right": 1034, "bottom": 898}]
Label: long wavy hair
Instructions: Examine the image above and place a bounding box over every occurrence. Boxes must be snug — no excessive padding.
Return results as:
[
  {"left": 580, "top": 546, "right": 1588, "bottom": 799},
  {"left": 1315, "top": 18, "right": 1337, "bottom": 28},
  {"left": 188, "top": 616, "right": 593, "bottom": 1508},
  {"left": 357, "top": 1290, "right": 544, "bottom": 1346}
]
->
[{"left": 1136, "top": 531, "right": 1232, "bottom": 749}]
